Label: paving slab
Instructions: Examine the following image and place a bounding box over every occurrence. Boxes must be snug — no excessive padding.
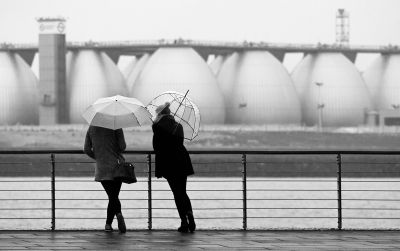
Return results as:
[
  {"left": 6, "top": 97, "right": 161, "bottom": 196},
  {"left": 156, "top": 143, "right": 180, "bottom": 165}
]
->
[{"left": 0, "top": 230, "right": 400, "bottom": 250}]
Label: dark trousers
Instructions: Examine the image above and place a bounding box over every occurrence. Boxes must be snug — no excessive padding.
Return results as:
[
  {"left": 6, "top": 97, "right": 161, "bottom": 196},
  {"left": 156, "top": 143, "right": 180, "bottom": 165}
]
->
[
  {"left": 101, "top": 180, "right": 122, "bottom": 224},
  {"left": 166, "top": 176, "right": 193, "bottom": 223}
]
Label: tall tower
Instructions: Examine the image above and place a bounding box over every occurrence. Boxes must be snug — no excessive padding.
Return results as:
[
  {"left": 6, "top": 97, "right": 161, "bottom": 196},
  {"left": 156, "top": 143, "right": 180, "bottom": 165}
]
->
[
  {"left": 37, "top": 17, "right": 68, "bottom": 124},
  {"left": 336, "top": 9, "right": 350, "bottom": 45}
]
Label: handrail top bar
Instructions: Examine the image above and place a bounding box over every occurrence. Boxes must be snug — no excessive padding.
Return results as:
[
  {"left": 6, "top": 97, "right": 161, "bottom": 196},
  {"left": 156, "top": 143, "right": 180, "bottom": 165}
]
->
[{"left": 1, "top": 149, "right": 400, "bottom": 155}]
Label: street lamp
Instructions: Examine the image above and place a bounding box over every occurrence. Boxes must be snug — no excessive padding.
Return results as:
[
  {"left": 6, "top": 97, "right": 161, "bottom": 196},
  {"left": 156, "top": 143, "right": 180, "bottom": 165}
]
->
[{"left": 315, "top": 82, "right": 324, "bottom": 132}]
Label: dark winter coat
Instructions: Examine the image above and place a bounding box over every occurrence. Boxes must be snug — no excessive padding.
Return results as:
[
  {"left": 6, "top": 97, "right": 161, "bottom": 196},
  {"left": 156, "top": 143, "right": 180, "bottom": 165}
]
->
[
  {"left": 152, "top": 115, "right": 194, "bottom": 179},
  {"left": 84, "top": 126, "right": 126, "bottom": 181}
]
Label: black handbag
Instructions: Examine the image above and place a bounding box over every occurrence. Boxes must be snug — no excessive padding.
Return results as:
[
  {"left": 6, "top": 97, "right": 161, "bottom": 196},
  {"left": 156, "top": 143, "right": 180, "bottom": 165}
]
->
[{"left": 114, "top": 160, "right": 137, "bottom": 184}]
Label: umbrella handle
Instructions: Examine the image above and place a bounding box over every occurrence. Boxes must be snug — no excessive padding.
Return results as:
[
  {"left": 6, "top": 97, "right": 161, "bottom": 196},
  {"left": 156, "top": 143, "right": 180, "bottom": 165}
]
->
[
  {"left": 172, "top": 90, "right": 189, "bottom": 136},
  {"left": 173, "top": 90, "right": 189, "bottom": 117}
]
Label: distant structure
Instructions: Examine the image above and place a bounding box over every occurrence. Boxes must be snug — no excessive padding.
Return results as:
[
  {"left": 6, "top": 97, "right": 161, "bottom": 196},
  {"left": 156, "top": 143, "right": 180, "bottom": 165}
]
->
[
  {"left": 1, "top": 11, "right": 400, "bottom": 128},
  {"left": 37, "top": 17, "right": 68, "bottom": 124},
  {"left": 336, "top": 9, "right": 350, "bottom": 45}
]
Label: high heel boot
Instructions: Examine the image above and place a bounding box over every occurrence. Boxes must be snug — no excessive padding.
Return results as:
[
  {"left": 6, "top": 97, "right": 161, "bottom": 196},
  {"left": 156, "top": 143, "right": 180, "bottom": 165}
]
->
[
  {"left": 187, "top": 211, "right": 196, "bottom": 233},
  {"left": 178, "top": 221, "right": 189, "bottom": 233}
]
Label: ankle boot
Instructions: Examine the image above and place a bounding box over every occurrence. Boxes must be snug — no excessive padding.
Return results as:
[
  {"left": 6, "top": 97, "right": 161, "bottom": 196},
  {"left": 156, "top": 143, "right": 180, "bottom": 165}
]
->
[
  {"left": 187, "top": 211, "right": 196, "bottom": 233},
  {"left": 178, "top": 221, "right": 189, "bottom": 233}
]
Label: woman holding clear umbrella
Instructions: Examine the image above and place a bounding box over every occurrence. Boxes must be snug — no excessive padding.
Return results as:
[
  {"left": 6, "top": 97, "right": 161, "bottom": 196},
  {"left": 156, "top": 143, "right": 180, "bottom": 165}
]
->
[{"left": 152, "top": 102, "right": 196, "bottom": 233}]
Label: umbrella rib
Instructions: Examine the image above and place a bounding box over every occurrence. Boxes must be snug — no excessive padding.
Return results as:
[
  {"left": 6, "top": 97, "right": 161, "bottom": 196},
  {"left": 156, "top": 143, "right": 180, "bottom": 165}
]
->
[{"left": 133, "top": 112, "right": 140, "bottom": 126}]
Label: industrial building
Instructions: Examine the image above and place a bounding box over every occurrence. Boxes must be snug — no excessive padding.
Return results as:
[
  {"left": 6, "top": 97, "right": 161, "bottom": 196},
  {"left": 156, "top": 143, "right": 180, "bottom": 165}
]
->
[{"left": 1, "top": 11, "right": 400, "bottom": 127}]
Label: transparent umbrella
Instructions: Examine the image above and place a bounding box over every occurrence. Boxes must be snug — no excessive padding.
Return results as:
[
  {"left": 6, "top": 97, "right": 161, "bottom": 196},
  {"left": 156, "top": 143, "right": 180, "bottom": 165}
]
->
[
  {"left": 147, "top": 90, "right": 200, "bottom": 140},
  {"left": 82, "top": 95, "right": 152, "bottom": 130}
]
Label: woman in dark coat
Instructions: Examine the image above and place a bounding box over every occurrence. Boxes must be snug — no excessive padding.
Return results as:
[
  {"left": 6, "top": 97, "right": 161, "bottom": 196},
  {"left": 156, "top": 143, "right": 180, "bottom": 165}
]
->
[
  {"left": 84, "top": 125, "right": 127, "bottom": 233},
  {"left": 152, "top": 102, "right": 196, "bottom": 233}
]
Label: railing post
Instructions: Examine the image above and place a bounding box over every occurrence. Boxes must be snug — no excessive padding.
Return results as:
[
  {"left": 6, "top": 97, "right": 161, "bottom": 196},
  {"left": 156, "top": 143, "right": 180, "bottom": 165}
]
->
[
  {"left": 337, "top": 153, "right": 342, "bottom": 230},
  {"left": 242, "top": 154, "right": 247, "bottom": 230},
  {"left": 147, "top": 154, "right": 152, "bottom": 230},
  {"left": 50, "top": 153, "right": 56, "bottom": 231}
]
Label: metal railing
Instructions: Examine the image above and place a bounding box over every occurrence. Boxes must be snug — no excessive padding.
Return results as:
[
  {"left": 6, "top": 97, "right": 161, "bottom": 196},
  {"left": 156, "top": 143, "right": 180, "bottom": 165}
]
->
[{"left": 0, "top": 150, "right": 400, "bottom": 230}]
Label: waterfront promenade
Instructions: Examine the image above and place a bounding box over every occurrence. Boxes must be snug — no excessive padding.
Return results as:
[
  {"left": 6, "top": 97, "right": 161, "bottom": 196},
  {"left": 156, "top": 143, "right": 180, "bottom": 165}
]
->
[{"left": 1, "top": 230, "right": 400, "bottom": 250}]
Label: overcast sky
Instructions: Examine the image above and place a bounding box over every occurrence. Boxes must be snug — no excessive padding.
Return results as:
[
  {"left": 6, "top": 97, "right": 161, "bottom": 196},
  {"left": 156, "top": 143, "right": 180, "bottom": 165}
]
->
[{"left": 1, "top": 0, "right": 399, "bottom": 45}]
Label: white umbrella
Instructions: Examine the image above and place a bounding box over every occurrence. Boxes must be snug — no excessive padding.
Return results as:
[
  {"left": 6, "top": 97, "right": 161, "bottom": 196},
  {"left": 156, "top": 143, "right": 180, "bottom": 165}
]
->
[{"left": 82, "top": 95, "right": 152, "bottom": 129}]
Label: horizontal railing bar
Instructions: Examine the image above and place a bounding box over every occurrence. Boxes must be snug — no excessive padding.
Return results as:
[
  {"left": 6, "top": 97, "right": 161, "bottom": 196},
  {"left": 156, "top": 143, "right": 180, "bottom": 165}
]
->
[
  {"left": 53, "top": 161, "right": 148, "bottom": 164},
  {"left": 51, "top": 189, "right": 244, "bottom": 192},
  {"left": 194, "top": 171, "right": 241, "bottom": 174},
  {"left": 194, "top": 162, "right": 242, "bottom": 165},
  {"left": 247, "top": 198, "right": 400, "bottom": 201},
  {"left": 3, "top": 149, "right": 400, "bottom": 155},
  {"left": 0, "top": 180, "right": 50, "bottom": 182},
  {"left": 342, "top": 190, "right": 400, "bottom": 192},
  {"left": 0, "top": 208, "right": 50, "bottom": 210},
  {"left": 55, "top": 180, "right": 147, "bottom": 183},
  {"left": 0, "top": 218, "right": 50, "bottom": 219},
  {"left": 248, "top": 207, "right": 400, "bottom": 210},
  {"left": 0, "top": 199, "right": 50, "bottom": 200},
  {"left": 342, "top": 162, "right": 400, "bottom": 164},
  {"left": 343, "top": 208, "right": 400, "bottom": 210},
  {"left": 246, "top": 199, "right": 338, "bottom": 200},
  {"left": 53, "top": 179, "right": 241, "bottom": 183},
  {"left": 2, "top": 207, "right": 399, "bottom": 211},
  {"left": 55, "top": 217, "right": 245, "bottom": 219},
  {"left": 247, "top": 189, "right": 337, "bottom": 192},
  {"left": 56, "top": 207, "right": 242, "bottom": 210},
  {"left": 5, "top": 198, "right": 398, "bottom": 201},
  {"left": 0, "top": 190, "right": 51, "bottom": 192},
  {"left": 342, "top": 172, "right": 400, "bottom": 174},
  {"left": 247, "top": 216, "right": 338, "bottom": 218},
  {"left": 341, "top": 180, "right": 400, "bottom": 182},
  {"left": 0, "top": 171, "right": 51, "bottom": 173},
  {"left": 259, "top": 179, "right": 338, "bottom": 181},
  {"left": 44, "top": 217, "right": 149, "bottom": 220},
  {"left": 152, "top": 217, "right": 243, "bottom": 219},
  {"left": 245, "top": 161, "right": 335, "bottom": 164},
  {"left": 3, "top": 198, "right": 244, "bottom": 201},
  {"left": 10, "top": 216, "right": 397, "bottom": 220},
  {"left": 54, "top": 190, "right": 147, "bottom": 192},
  {"left": 0, "top": 162, "right": 37, "bottom": 164},
  {"left": 343, "top": 217, "right": 400, "bottom": 220}
]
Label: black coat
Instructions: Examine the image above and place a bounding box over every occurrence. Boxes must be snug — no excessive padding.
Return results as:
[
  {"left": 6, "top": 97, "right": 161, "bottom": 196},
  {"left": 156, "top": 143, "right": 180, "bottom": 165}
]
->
[{"left": 152, "top": 115, "right": 194, "bottom": 179}]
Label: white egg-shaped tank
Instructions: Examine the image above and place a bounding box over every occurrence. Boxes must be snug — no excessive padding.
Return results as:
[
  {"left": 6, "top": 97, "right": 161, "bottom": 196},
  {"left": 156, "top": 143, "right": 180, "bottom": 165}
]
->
[
  {"left": 132, "top": 47, "right": 225, "bottom": 124},
  {"left": 363, "top": 54, "right": 400, "bottom": 110},
  {"left": 291, "top": 53, "right": 372, "bottom": 127},
  {"left": 67, "top": 50, "right": 128, "bottom": 123},
  {"left": 217, "top": 51, "right": 301, "bottom": 124},
  {"left": 209, "top": 55, "right": 227, "bottom": 75},
  {"left": 127, "top": 53, "right": 150, "bottom": 94},
  {"left": 0, "top": 52, "right": 39, "bottom": 125},
  {"left": 119, "top": 56, "right": 137, "bottom": 78}
]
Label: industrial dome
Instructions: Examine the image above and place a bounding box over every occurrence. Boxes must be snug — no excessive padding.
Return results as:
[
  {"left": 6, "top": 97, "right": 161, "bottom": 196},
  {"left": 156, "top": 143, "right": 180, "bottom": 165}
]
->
[
  {"left": 363, "top": 54, "right": 400, "bottom": 110},
  {"left": 120, "top": 56, "right": 137, "bottom": 79},
  {"left": 217, "top": 51, "right": 301, "bottom": 124},
  {"left": 67, "top": 50, "right": 128, "bottom": 123},
  {"left": 132, "top": 47, "right": 225, "bottom": 124},
  {"left": 126, "top": 53, "right": 150, "bottom": 94},
  {"left": 291, "top": 52, "right": 372, "bottom": 127},
  {"left": 0, "top": 52, "right": 39, "bottom": 125},
  {"left": 209, "top": 55, "right": 227, "bottom": 75}
]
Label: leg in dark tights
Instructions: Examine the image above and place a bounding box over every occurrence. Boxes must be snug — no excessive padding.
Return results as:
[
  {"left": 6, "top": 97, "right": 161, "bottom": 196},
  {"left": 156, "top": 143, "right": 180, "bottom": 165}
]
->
[
  {"left": 101, "top": 180, "right": 122, "bottom": 225},
  {"left": 166, "top": 176, "right": 193, "bottom": 223}
]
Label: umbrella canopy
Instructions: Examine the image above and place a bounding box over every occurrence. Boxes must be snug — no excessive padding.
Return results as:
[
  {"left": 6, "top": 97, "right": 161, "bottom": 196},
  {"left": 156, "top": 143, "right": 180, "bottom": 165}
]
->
[
  {"left": 147, "top": 90, "right": 200, "bottom": 140},
  {"left": 82, "top": 95, "right": 152, "bottom": 129}
]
